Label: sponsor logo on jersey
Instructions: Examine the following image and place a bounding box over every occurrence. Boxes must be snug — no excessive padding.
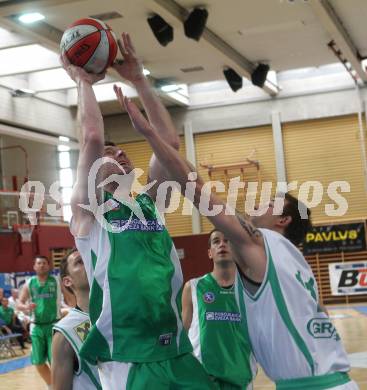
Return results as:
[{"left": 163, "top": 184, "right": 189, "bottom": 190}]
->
[
  {"left": 205, "top": 311, "right": 241, "bottom": 322},
  {"left": 110, "top": 218, "right": 164, "bottom": 232},
  {"left": 307, "top": 318, "right": 340, "bottom": 341},
  {"left": 106, "top": 199, "right": 120, "bottom": 211},
  {"left": 203, "top": 291, "right": 215, "bottom": 303},
  {"left": 74, "top": 320, "right": 91, "bottom": 342},
  {"left": 158, "top": 333, "right": 172, "bottom": 346}
]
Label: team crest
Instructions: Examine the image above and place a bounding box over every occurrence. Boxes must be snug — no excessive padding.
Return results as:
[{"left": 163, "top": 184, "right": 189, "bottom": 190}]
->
[
  {"left": 74, "top": 320, "right": 90, "bottom": 342},
  {"left": 203, "top": 292, "right": 215, "bottom": 303}
]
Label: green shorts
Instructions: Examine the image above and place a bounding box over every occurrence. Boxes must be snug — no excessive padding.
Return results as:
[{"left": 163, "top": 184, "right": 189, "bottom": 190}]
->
[
  {"left": 99, "top": 353, "right": 215, "bottom": 389},
  {"left": 30, "top": 324, "right": 53, "bottom": 365},
  {"left": 211, "top": 377, "right": 252, "bottom": 390}
]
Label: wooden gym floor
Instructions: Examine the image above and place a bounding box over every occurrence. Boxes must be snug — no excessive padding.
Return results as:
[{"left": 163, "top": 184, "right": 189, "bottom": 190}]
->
[{"left": 1, "top": 305, "right": 366, "bottom": 389}]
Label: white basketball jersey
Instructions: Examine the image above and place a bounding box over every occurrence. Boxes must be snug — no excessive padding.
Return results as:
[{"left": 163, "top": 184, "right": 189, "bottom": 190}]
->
[
  {"left": 53, "top": 308, "right": 101, "bottom": 389},
  {"left": 236, "top": 228, "right": 351, "bottom": 383}
]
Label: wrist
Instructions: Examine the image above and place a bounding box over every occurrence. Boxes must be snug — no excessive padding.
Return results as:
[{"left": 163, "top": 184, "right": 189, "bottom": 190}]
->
[{"left": 131, "top": 75, "right": 148, "bottom": 88}]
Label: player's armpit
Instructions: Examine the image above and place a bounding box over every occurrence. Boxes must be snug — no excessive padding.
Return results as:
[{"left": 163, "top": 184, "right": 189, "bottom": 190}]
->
[{"left": 182, "top": 281, "right": 193, "bottom": 331}]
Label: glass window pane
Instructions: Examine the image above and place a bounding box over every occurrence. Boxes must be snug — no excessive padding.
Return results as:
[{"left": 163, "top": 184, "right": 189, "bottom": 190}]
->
[
  {"left": 57, "top": 145, "right": 70, "bottom": 152},
  {"left": 59, "top": 168, "right": 73, "bottom": 187},
  {"left": 58, "top": 152, "right": 70, "bottom": 169},
  {"left": 62, "top": 205, "right": 72, "bottom": 222},
  {"left": 62, "top": 187, "right": 72, "bottom": 204}
]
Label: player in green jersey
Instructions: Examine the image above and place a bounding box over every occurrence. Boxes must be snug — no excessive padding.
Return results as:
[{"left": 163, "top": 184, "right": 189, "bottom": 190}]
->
[
  {"left": 18, "top": 255, "right": 61, "bottom": 389},
  {"left": 52, "top": 249, "right": 101, "bottom": 390},
  {"left": 0, "top": 296, "right": 26, "bottom": 349},
  {"left": 182, "top": 230, "right": 256, "bottom": 390},
  {"left": 61, "top": 32, "right": 213, "bottom": 389}
]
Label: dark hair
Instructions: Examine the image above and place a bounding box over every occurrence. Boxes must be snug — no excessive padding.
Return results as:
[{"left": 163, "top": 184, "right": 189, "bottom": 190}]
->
[
  {"left": 208, "top": 229, "right": 222, "bottom": 248},
  {"left": 104, "top": 141, "right": 116, "bottom": 147},
  {"left": 59, "top": 248, "right": 78, "bottom": 294},
  {"left": 282, "top": 193, "right": 312, "bottom": 246},
  {"left": 34, "top": 255, "right": 50, "bottom": 264}
]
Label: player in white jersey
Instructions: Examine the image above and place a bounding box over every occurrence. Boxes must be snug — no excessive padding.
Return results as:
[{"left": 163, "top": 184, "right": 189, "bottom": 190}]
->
[
  {"left": 116, "top": 89, "right": 358, "bottom": 389},
  {"left": 52, "top": 249, "right": 101, "bottom": 390}
]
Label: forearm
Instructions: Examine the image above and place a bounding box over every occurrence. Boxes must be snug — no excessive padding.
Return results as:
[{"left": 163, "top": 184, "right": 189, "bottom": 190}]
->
[
  {"left": 133, "top": 78, "right": 179, "bottom": 148},
  {"left": 78, "top": 79, "right": 104, "bottom": 144},
  {"left": 16, "top": 302, "right": 29, "bottom": 312},
  {"left": 145, "top": 130, "right": 193, "bottom": 189}
]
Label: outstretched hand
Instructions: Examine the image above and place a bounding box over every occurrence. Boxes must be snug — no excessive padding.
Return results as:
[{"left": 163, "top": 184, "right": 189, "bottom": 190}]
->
[
  {"left": 60, "top": 53, "right": 105, "bottom": 85},
  {"left": 113, "top": 32, "right": 145, "bottom": 84},
  {"left": 113, "top": 84, "right": 154, "bottom": 137}
]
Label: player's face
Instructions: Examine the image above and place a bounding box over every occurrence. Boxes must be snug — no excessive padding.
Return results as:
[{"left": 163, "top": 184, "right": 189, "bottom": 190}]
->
[
  {"left": 66, "top": 251, "right": 89, "bottom": 292},
  {"left": 208, "top": 231, "right": 233, "bottom": 264},
  {"left": 102, "top": 145, "right": 134, "bottom": 177},
  {"left": 251, "top": 199, "right": 283, "bottom": 229},
  {"left": 1, "top": 297, "right": 8, "bottom": 307},
  {"left": 11, "top": 289, "right": 18, "bottom": 299},
  {"left": 33, "top": 258, "right": 50, "bottom": 276}
]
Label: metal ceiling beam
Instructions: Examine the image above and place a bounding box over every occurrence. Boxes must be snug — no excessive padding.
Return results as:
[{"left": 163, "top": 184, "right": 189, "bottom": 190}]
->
[
  {"left": 309, "top": 0, "right": 367, "bottom": 83},
  {"left": 152, "top": 0, "right": 279, "bottom": 96}
]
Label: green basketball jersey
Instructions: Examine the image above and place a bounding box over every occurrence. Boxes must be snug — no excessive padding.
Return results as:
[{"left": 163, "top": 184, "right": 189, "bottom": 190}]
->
[
  {"left": 0, "top": 306, "right": 14, "bottom": 326},
  {"left": 27, "top": 275, "right": 61, "bottom": 324},
  {"left": 75, "top": 192, "right": 192, "bottom": 364},
  {"left": 189, "top": 273, "right": 256, "bottom": 387}
]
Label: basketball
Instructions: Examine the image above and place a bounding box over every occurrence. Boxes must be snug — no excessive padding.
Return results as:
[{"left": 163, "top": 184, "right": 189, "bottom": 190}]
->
[{"left": 60, "top": 18, "right": 118, "bottom": 74}]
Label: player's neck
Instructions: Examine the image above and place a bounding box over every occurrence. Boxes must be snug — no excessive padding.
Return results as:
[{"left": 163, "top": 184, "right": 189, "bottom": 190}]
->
[
  {"left": 37, "top": 274, "right": 48, "bottom": 283},
  {"left": 212, "top": 267, "right": 235, "bottom": 287},
  {"left": 75, "top": 290, "right": 89, "bottom": 313}
]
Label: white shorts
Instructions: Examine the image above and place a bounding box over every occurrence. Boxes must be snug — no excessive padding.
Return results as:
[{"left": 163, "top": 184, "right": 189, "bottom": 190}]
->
[
  {"left": 97, "top": 361, "right": 132, "bottom": 390},
  {"left": 331, "top": 380, "right": 359, "bottom": 390}
]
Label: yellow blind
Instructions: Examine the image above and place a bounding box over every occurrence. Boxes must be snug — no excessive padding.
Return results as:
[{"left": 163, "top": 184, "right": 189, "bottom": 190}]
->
[
  {"left": 195, "top": 126, "right": 277, "bottom": 233},
  {"left": 117, "top": 137, "right": 192, "bottom": 236},
  {"left": 283, "top": 115, "right": 367, "bottom": 224}
]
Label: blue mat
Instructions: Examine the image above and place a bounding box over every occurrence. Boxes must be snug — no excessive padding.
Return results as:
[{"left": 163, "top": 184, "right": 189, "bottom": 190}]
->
[
  {"left": 354, "top": 306, "right": 367, "bottom": 316},
  {"left": 0, "top": 355, "right": 31, "bottom": 374}
]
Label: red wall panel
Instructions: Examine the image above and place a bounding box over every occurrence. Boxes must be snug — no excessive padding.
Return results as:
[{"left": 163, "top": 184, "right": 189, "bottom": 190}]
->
[{"left": 0, "top": 225, "right": 212, "bottom": 279}]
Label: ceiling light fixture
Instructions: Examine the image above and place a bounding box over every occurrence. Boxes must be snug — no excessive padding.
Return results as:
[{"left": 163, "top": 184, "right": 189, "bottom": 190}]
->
[
  {"left": 147, "top": 14, "right": 173, "bottom": 47},
  {"left": 251, "top": 63, "right": 270, "bottom": 88},
  {"left": 18, "top": 12, "right": 45, "bottom": 24},
  {"left": 184, "top": 8, "right": 208, "bottom": 41},
  {"left": 223, "top": 67, "right": 243, "bottom": 92}
]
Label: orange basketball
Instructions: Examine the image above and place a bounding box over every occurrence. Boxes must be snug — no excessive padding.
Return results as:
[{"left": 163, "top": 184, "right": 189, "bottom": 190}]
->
[{"left": 60, "top": 17, "right": 118, "bottom": 74}]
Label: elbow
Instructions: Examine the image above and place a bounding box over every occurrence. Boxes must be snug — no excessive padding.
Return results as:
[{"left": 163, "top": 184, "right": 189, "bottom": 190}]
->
[
  {"left": 167, "top": 134, "right": 180, "bottom": 150},
  {"left": 83, "top": 129, "right": 103, "bottom": 146}
]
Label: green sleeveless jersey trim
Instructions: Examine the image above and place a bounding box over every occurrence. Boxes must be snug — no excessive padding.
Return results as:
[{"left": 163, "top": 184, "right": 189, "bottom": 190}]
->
[
  {"left": 189, "top": 273, "right": 256, "bottom": 386},
  {"left": 27, "top": 275, "right": 61, "bottom": 324},
  {"left": 276, "top": 372, "right": 351, "bottom": 390},
  {"left": 75, "top": 192, "right": 192, "bottom": 364}
]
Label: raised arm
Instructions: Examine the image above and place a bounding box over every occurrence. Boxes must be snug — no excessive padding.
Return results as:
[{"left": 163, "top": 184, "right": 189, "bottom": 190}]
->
[
  {"left": 60, "top": 56, "right": 105, "bottom": 237},
  {"left": 113, "top": 33, "right": 179, "bottom": 198},
  {"left": 116, "top": 91, "right": 267, "bottom": 280}
]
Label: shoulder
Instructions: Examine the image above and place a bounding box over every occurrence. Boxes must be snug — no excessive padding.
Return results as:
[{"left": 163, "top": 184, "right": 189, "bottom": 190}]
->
[{"left": 54, "top": 308, "right": 88, "bottom": 330}]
